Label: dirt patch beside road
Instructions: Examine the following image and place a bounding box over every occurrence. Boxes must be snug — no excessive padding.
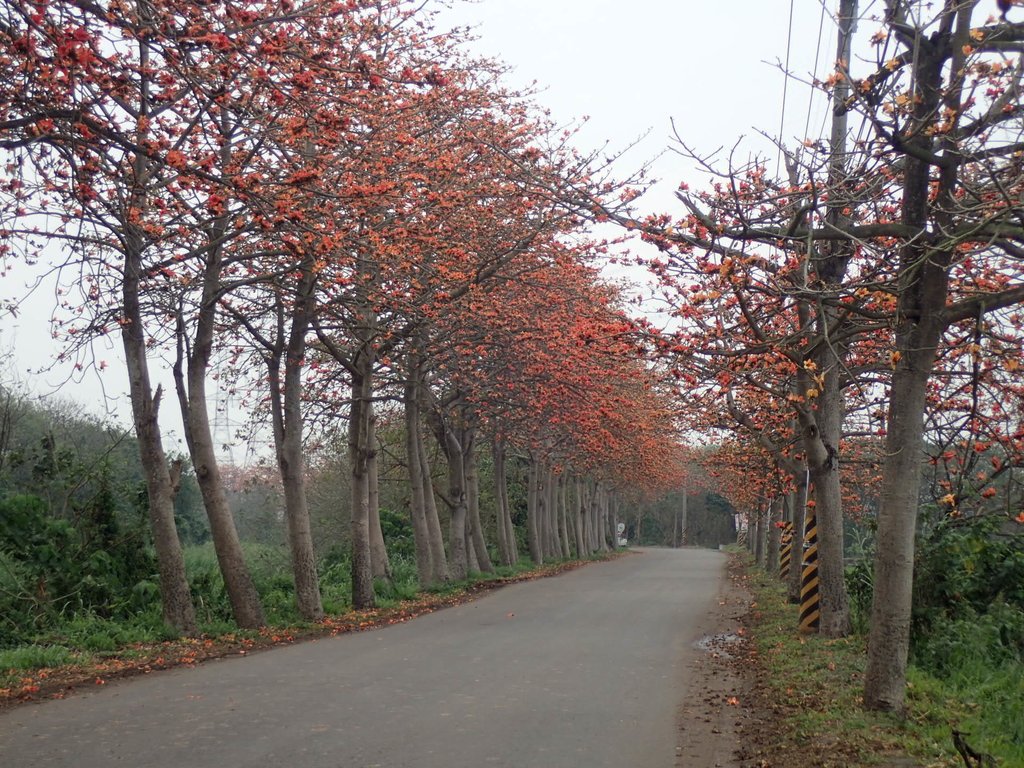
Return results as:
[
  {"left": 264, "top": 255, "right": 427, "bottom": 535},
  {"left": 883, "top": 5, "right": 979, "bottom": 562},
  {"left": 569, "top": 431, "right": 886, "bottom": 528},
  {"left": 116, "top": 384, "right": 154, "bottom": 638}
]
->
[{"left": 676, "top": 549, "right": 753, "bottom": 767}]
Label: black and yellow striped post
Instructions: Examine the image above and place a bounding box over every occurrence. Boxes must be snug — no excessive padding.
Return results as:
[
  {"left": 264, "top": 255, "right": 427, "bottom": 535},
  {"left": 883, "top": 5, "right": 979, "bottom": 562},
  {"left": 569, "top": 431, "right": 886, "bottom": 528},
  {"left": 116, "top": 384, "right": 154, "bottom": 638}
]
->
[
  {"left": 799, "top": 506, "right": 820, "bottom": 633},
  {"left": 779, "top": 522, "right": 795, "bottom": 580}
]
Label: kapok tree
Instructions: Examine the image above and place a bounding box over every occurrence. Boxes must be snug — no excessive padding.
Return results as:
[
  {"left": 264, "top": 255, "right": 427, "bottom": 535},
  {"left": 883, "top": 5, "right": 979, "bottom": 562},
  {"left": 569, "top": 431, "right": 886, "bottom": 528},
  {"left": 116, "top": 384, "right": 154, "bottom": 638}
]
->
[
  {"left": 842, "top": 2, "right": 1024, "bottom": 711},
  {"left": 0, "top": 0, "right": 230, "bottom": 632}
]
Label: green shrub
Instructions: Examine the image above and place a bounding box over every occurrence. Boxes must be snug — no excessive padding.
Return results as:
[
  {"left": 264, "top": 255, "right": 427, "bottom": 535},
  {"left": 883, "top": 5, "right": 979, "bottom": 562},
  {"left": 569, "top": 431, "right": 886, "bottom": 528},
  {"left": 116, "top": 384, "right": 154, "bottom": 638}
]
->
[
  {"left": 0, "top": 493, "right": 160, "bottom": 645},
  {"left": 914, "top": 601, "right": 1024, "bottom": 674},
  {"left": 379, "top": 508, "right": 415, "bottom": 561},
  {"left": 184, "top": 544, "right": 232, "bottom": 623},
  {"left": 845, "top": 558, "right": 874, "bottom": 635},
  {"left": 910, "top": 515, "right": 1024, "bottom": 674}
]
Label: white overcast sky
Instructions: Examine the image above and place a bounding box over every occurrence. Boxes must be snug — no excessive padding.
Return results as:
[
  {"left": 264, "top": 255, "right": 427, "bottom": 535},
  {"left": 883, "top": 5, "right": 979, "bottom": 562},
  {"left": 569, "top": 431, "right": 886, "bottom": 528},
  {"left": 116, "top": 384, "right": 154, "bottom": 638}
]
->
[
  {"left": 438, "top": 0, "right": 842, "bottom": 212},
  {"left": 2, "top": 0, "right": 852, "bottom": 456}
]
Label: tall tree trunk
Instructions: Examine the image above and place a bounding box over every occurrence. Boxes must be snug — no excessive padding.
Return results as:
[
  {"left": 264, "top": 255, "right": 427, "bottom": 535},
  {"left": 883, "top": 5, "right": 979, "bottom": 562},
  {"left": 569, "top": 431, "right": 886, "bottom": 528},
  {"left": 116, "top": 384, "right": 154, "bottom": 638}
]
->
[
  {"left": 349, "top": 368, "right": 376, "bottom": 609},
  {"left": 367, "top": 405, "right": 392, "bottom": 581},
  {"left": 680, "top": 491, "right": 688, "bottom": 546},
  {"left": 173, "top": 245, "right": 264, "bottom": 630},
  {"left": 121, "top": 267, "right": 195, "bottom": 635},
  {"left": 573, "top": 477, "right": 586, "bottom": 557},
  {"left": 544, "top": 465, "right": 559, "bottom": 558},
  {"left": 864, "top": 0, "right": 969, "bottom": 710},
  {"left": 593, "top": 487, "right": 606, "bottom": 552},
  {"left": 752, "top": 504, "right": 764, "bottom": 562},
  {"left": 526, "top": 455, "right": 543, "bottom": 564},
  {"left": 466, "top": 443, "right": 493, "bottom": 573},
  {"left": 557, "top": 475, "right": 571, "bottom": 557},
  {"left": 418, "top": 416, "right": 448, "bottom": 584},
  {"left": 602, "top": 493, "right": 610, "bottom": 549},
  {"left": 265, "top": 345, "right": 322, "bottom": 619},
  {"left": 607, "top": 492, "right": 615, "bottom": 550},
  {"left": 121, "top": 26, "right": 194, "bottom": 636},
  {"left": 807, "top": 375, "right": 851, "bottom": 636},
  {"left": 492, "top": 436, "right": 516, "bottom": 567},
  {"left": 788, "top": 471, "right": 809, "bottom": 604},
  {"left": 465, "top": 521, "right": 479, "bottom": 573},
  {"left": 783, "top": 0, "right": 856, "bottom": 636},
  {"left": 864, "top": 359, "right": 937, "bottom": 709},
  {"left": 766, "top": 496, "right": 784, "bottom": 576},
  {"left": 264, "top": 265, "right": 323, "bottom": 622},
  {"left": 536, "top": 464, "right": 550, "bottom": 558},
  {"left": 443, "top": 427, "right": 469, "bottom": 581},
  {"left": 583, "top": 483, "right": 593, "bottom": 553},
  {"left": 589, "top": 483, "right": 602, "bottom": 553},
  {"left": 404, "top": 365, "right": 433, "bottom": 587}
]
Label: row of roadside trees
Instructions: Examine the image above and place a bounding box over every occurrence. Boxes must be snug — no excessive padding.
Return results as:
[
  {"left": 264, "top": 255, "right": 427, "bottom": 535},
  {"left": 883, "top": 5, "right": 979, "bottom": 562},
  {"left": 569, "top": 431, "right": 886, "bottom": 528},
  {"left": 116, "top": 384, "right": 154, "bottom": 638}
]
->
[
  {"left": 9, "top": 0, "right": 1019, "bottom": 721},
  {"left": 635, "top": 0, "right": 1024, "bottom": 712},
  {"left": 0, "top": 0, "right": 689, "bottom": 639}
]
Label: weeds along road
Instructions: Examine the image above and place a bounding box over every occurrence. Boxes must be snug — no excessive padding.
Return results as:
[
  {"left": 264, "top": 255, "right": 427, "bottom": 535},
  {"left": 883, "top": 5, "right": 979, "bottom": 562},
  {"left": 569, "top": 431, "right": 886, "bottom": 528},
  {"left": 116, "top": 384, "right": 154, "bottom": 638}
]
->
[{"left": 0, "top": 548, "right": 728, "bottom": 768}]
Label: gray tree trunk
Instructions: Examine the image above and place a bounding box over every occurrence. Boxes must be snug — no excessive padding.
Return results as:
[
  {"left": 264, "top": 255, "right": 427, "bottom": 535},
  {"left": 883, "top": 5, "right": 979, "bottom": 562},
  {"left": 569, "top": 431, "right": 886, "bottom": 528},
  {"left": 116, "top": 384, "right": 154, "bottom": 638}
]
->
[
  {"left": 466, "top": 445, "right": 493, "bottom": 573},
  {"left": 349, "top": 369, "right": 376, "bottom": 609},
  {"left": 492, "top": 436, "right": 516, "bottom": 566},
  {"left": 367, "top": 406, "right": 392, "bottom": 581},
  {"left": 558, "top": 475, "right": 571, "bottom": 557},
  {"left": 788, "top": 473, "right": 809, "bottom": 604},
  {"left": 865, "top": 359, "right": 937, "bottom": 709},
  {"left": 544, "top": 465, "right": 559, "bottom": 558},
  {"left": 598, "top": 486, "right": 606, "bottom": 550},
  {"left": 749, "top": 505, "right": 765, "bottom": 565},
  {"left": 573, "top": 478, "right": 586, "bottom": 557},
  {"left": 465, "top": 520, "right": 479, "bottom": 573},
  {"left": 608, "top": 494, "right": 619, "bottom": 550},
  {"left": 864, "top": 0, "right": 973, "bottom": 710},
  {"left": 173, "top": 238, "right": 264, "bottom": 630},
  {"left": 680, "top": 491, "right": 688, "bottom": 546},
  {"left": 526, "top": 456, "right": 543, "bottom": 564},
  {"left": 444, "top": 427, "right": 469, "bottom": 581},
  {"left": 589, "top": 483, "right": 602, "bottom": 553},
  {"left": 404, "top": 368, "right": 433, "bottom": 587},
  {"left": 264, "top": 264, "right": 323, "bottom": 622},
  {"left": 766, "top": 496, "right": 784, "bottom": 576},
  {"left": 807, "top": 376, "right": 851, "bottom": 636},
  {"left": 121, "top": 273, "right": 196, "bottom": 635},
  {"left": 418, "top": 418, "right": 448, "bottom": 584}
]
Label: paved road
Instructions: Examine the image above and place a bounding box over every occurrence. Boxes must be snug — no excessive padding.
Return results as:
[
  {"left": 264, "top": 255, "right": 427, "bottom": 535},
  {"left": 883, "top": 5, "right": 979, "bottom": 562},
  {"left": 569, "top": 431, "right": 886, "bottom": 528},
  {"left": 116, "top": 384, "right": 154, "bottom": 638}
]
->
[{"left": 0, "top": 548, "right": 727, "bottom": 768}]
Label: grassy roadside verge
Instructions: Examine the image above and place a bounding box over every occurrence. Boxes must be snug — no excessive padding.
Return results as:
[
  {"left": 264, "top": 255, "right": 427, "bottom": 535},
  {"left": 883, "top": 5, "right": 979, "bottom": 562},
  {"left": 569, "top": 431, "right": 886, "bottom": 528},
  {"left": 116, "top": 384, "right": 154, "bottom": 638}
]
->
[
  {"left": 735, "top": 550, "right": 1022, "bottom": 767},
  {"left": 1, "top": 553, "right": 621, "bottom": 709}
]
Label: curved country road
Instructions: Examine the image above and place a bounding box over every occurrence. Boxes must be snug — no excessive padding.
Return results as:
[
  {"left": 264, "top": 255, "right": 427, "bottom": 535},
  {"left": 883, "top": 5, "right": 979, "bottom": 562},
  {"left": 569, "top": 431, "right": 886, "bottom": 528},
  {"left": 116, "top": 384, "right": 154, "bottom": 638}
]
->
[{"left": 0, "top": 548, "right": 731, "bottom": 767}]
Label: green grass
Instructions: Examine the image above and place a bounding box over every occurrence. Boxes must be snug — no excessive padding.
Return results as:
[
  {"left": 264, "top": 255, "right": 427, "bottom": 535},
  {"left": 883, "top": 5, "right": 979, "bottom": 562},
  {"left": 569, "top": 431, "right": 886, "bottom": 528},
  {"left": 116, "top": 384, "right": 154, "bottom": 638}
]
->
[
  {"left": 0, "top": 644, "right": 78, "bottom": 671},
  {"left": 741, "top": 552, "right": 1023, "bottom": 766},
  {"left": 906, "top": 659, "right": 1024, "bottom": 765}
]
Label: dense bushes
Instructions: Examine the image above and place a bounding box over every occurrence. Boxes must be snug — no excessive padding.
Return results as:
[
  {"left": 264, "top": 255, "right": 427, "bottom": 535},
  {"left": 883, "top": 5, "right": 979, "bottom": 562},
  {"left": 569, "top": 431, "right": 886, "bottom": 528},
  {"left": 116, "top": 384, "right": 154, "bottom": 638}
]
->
[
  {"left": 911, "top": 516, "right": 1024, "bottom": 674},
  {"left": 845, "top": 514, "right": 1024, "bottom": 676},
  {"left": 0, "top": 390, "right": 534, "bottom": 658},
  {"left": 0, "top": 492, "right": 157, "bottom": 646}
]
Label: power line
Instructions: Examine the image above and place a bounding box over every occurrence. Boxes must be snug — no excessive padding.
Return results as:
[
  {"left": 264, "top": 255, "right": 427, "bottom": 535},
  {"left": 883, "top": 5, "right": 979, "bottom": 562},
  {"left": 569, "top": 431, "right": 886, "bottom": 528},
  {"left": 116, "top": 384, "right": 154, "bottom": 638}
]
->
[
  {"left": 803, "top": 0, "right": 830, "bottom": 144},
  {"left": 776, "top": 0, "right": 797, "bottom": 178}
]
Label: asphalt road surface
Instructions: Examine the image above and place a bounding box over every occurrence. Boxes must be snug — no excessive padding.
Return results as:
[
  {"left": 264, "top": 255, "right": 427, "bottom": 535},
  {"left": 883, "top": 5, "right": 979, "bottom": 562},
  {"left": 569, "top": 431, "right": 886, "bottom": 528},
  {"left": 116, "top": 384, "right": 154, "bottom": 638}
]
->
[{"left": 0, "top": 547, "right": 727, "bottom": 768}]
